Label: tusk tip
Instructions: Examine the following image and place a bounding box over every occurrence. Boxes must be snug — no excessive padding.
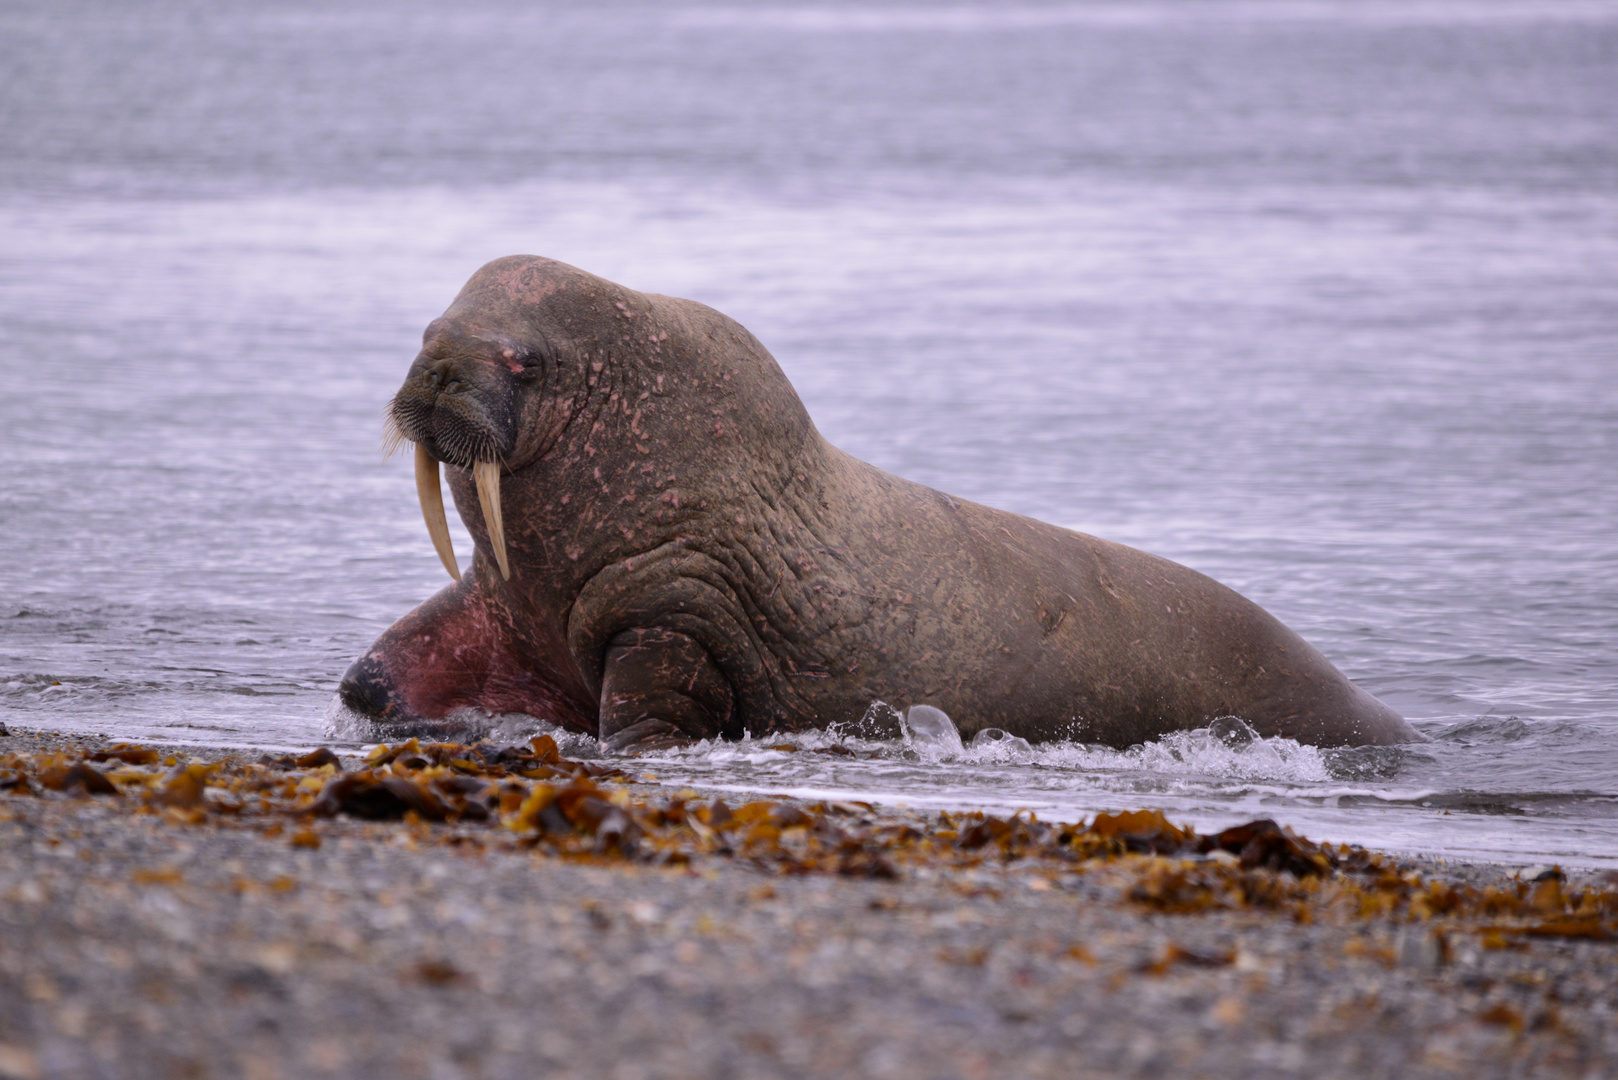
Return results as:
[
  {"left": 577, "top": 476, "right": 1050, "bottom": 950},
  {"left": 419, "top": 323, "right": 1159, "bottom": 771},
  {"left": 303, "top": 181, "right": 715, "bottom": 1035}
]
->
[{"left": 473, "top": 459, "right": 512, "bottom": 583}]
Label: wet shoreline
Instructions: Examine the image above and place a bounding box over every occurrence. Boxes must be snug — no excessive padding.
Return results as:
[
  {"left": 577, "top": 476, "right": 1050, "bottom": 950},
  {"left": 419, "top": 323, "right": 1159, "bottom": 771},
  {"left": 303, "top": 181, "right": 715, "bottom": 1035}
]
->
[{"left": 2, "top": 725, "right": 1614, "bottom": 1079}]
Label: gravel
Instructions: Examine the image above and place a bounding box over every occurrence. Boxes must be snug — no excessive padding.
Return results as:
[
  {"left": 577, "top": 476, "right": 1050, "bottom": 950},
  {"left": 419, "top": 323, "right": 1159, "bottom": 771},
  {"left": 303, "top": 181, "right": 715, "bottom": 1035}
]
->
[{"left": 1, "top": 727, "right": 1614, "bottom": 1080}]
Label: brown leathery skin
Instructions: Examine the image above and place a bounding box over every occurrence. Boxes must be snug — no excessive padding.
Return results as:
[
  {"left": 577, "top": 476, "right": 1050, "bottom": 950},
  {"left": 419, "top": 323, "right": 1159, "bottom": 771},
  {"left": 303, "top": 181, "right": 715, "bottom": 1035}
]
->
[{"left": 339, "top": 255, "right": 1422, "bottom": 751}]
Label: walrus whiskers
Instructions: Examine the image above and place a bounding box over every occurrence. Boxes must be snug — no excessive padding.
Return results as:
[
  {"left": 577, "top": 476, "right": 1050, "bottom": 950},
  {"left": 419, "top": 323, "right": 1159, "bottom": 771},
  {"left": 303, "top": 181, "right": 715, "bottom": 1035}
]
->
[
  {"left": 473, "top": 459, "right": 510, "bottom": 581},
  {"left": 414, "top": 444, "right": 460, "bottom": 581},
  {"left": 380, "top": 410, "right": 409, "bottom": 458}
]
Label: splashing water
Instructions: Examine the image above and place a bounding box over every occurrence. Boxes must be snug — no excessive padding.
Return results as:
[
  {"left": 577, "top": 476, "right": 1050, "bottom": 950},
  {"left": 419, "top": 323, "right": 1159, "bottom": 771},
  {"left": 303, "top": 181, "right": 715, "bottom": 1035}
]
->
[
  {"left": 893, "top": 706, "right": 1327, "bottom": 781},
  {"left": 310, "top": 700, "right": 1618, "bottom": 870},
  {"left": 626, "top": 713, "right": 1615, "bottom": 870},
  {"left": 900, "top": 704, "right": 966, "bottom": 762}
]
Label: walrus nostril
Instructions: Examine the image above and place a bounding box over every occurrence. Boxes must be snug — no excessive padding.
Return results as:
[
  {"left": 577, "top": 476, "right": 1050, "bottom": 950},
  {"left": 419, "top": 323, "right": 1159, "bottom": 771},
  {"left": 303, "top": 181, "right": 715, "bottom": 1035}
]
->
[
  {"left": 338, "top": 656, "right": 396, "bottom": 719},
  {"left": 427, "top": 359, "right": 465, "bottom": 393}
]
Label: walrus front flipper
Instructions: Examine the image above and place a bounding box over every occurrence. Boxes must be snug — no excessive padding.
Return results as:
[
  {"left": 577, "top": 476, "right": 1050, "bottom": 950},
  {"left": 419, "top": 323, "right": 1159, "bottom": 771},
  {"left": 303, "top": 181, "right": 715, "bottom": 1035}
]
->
[{"left": 599, "top": 628, "right": 738, "bottom": 752}]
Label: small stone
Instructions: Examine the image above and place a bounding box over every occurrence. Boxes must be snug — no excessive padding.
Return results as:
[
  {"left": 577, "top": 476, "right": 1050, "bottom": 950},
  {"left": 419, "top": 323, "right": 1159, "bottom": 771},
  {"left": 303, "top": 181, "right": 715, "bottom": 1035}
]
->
[{"left": 1396, "top": 927, "right": 1449, "bottom": 970}]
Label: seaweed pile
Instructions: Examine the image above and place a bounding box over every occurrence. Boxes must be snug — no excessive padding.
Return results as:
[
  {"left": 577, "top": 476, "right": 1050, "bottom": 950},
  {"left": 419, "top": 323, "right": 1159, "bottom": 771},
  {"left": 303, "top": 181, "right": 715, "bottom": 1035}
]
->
[{"left": 3, "top": 736, "right": 1615, "bottom": 942}]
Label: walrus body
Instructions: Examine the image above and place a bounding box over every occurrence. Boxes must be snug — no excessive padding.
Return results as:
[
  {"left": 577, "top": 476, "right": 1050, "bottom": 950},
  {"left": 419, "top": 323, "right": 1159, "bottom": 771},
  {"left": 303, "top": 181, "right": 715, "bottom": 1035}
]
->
[{"left": 339, "top": 256, "right": 1419, "bottom": 751}]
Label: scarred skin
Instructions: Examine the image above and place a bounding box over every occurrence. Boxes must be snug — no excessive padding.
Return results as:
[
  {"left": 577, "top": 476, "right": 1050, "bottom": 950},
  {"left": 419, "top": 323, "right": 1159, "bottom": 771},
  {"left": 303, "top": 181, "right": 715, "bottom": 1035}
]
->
[{"left": 339, "top": 256, "right": 1421, "bottom": 751}]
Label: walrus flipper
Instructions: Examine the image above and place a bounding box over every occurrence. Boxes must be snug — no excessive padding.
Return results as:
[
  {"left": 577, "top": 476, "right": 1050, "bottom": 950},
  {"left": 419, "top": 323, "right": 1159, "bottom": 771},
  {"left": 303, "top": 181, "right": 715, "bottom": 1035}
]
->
[{"left": 599, "top": 628, "right": 739, "bottom": 752}]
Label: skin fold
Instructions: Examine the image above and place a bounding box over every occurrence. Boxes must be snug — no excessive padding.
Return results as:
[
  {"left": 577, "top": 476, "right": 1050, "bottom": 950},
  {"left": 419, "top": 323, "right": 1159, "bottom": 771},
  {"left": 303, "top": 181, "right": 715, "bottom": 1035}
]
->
[{"left": 339, "top": 256, "right": 1422, "bottom": 752}]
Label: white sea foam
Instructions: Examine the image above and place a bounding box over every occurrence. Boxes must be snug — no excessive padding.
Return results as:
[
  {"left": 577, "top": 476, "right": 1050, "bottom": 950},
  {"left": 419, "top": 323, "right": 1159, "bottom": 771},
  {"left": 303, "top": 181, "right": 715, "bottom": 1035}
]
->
[
  {"left": 1040, "top": 723, "right": 1332, "bottom": 784},
  {"left": 642, "top": 715, "right": 1330, "bottom": 784},
  {"left": 322, "top": 699, "right": 594, "bottom": 754}
]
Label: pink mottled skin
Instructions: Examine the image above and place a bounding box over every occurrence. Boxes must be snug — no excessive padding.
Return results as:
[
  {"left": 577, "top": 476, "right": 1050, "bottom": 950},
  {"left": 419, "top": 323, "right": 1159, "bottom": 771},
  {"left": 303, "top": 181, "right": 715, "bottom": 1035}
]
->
[
  {"left": 341, "top": 559, "right": 596, "bottom": 737},
  {"left": 339, "top": 256, "right": 1422, "bottom": 752}
]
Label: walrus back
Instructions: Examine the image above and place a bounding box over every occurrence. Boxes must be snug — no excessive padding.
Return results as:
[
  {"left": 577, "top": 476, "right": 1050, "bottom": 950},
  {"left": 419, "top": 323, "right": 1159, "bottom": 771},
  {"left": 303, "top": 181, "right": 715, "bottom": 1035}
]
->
[{"left": 810, "top": 450, "right": 1415, "bottom": 748}]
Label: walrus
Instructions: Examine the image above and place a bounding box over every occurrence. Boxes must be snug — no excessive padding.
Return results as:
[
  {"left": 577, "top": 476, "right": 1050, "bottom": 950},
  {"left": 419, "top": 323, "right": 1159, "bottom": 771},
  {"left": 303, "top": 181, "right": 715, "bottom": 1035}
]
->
[{"left": 338, "top": 256, "right": 1421, "bottom": 752}]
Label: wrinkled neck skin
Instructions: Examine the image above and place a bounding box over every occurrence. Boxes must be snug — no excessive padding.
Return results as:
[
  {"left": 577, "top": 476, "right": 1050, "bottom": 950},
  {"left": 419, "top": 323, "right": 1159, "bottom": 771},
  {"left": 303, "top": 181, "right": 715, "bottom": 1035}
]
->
[{"left": 349, "top": 257, "right": 830, "bottom": 736}]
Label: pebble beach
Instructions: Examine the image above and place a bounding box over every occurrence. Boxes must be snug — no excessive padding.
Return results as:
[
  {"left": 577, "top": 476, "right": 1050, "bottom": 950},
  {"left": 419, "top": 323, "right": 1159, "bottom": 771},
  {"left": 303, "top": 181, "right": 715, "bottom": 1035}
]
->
[{"left": 2, "top": 725, "right": 1615, "bottom": 1080}]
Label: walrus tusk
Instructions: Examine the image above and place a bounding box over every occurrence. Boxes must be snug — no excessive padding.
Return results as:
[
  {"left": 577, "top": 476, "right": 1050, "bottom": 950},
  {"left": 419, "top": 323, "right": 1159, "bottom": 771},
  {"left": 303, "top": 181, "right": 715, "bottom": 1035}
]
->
[
  {"left": 414, "top": 444, "right": 460, "bottom": 581},
  {"left": 474, "top": 459, "right": 511, "bottom": 580}
]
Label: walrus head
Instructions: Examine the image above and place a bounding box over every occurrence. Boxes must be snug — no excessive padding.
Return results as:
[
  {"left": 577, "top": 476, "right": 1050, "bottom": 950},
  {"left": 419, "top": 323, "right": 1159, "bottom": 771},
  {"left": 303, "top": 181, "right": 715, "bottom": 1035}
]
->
[
  {"left": 381, "top": 255, "right": 814, "bottom": 588},
  {"left": 382, "top": 258, "right": 599, "bottom": 582}
]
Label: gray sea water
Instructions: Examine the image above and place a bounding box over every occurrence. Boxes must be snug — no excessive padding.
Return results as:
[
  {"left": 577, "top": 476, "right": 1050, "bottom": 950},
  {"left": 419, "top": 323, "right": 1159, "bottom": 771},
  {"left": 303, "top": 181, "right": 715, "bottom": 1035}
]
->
[{"left": 3, "top": 0, "right": 1615, "bottom": 867}]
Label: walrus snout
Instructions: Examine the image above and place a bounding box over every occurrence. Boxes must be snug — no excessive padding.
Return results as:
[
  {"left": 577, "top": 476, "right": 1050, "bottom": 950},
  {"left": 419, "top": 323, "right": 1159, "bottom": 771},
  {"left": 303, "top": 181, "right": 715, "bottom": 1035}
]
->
[
  {"left": 387, "top": 342, "right": 526, "bottom": 581},
  {"left": 388, "top": 359, "right": 516, "bottom": 469},
  {"left": 338, "top": 655, "right": 398, "bottom": 721}
]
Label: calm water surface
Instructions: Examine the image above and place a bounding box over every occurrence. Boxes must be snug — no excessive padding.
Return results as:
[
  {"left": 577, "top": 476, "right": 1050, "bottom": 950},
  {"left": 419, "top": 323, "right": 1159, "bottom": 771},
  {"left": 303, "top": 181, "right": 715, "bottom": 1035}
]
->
[{"left": 2, "top": 0, "right": 1615, "bottom": 866}]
